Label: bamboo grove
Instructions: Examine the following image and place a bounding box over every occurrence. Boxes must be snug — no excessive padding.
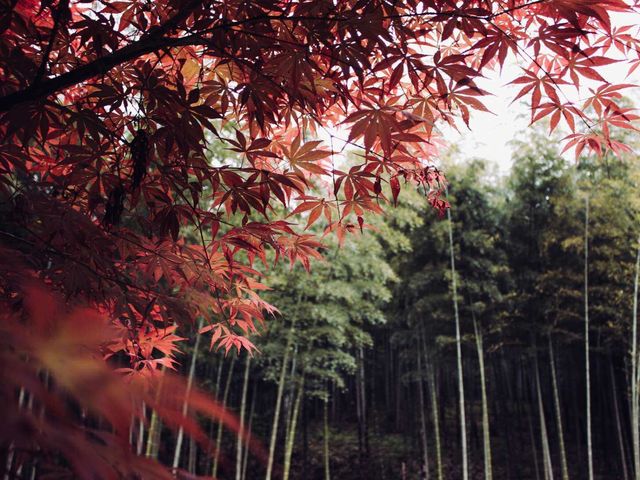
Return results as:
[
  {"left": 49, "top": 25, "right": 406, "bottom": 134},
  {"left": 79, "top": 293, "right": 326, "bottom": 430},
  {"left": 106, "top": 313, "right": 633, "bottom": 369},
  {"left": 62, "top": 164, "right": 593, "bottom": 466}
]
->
[{"left": 121, "top": 124, "right": 640, "bottom": 480}]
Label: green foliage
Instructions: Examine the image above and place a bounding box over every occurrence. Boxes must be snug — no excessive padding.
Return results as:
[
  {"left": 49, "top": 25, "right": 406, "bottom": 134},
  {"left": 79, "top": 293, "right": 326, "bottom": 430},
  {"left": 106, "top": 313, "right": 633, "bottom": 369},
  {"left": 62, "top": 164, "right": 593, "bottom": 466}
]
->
[{"left": 257, "top": 224, "right": 397, "bottom": 399}]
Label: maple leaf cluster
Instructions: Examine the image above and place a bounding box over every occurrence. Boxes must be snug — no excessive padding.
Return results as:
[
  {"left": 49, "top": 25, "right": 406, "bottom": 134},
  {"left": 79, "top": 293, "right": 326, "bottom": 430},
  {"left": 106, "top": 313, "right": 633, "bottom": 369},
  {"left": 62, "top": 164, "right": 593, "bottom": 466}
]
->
[
  {"left": 0, "top": 0, "right": 638, "bottom": 391},
  {"left": 0, "top": 257, "right": 266, "bottom": 478}
]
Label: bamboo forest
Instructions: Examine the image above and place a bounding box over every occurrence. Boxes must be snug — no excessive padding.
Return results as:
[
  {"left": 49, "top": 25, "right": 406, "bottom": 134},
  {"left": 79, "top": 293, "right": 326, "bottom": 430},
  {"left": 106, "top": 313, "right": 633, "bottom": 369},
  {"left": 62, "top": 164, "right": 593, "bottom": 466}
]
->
[{"left": 125, "top": 124, "right": 640, "bottom": 480}]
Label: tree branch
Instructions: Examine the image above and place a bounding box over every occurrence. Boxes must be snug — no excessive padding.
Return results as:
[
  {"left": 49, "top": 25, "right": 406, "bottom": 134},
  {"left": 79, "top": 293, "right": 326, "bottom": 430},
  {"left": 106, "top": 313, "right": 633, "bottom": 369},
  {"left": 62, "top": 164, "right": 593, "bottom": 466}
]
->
[
  {"left": 0, "top": 0, "right": 202, "bottom": 113},
  {"left": 0, "top": 0, "right": 555, "bottom": 113}
]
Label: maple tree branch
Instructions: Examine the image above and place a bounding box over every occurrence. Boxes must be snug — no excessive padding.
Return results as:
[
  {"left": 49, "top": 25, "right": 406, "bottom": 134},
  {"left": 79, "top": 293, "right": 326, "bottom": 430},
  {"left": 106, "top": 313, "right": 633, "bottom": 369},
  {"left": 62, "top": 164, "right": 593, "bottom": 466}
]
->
[
  {"left": 0, "top": 229, "right": 144, "bottom": 295},
  {"left": 0, "top": 0, "right": 201, "bottom": 113},
  {"left": 33, "top": 1, "right": 69, "bottom": 86},
  {"left": 0, "top": 36, "right": 168, "bottom": 112},
  {"left": 489, "top": 0, "right": 551, "bottom": 18},
  {"left": 0, "top": 1, "right": 555, "bottom": 113}
]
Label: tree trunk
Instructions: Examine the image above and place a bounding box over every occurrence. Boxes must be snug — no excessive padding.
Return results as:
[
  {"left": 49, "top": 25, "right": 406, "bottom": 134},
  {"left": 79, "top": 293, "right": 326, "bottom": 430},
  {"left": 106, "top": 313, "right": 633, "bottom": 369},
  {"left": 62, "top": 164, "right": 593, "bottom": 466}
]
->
[
  {"left": 172, "top": 318, "right": 204, "bottom": 471},
  {"left": 242, "top": 382, "right": 257, "bottom": 480},
  {"left": 212, "top": 355, "right": 237, "bottom": 478},
  {"left": 423, "top": 332, "right": 444, "bottom": 480},
  {"left": 4, "top": 387, "right": 27, "bottom": 480},
  {"left": 359, "top": 346, "right": 369, "bottom": 457},
  {"left": 549, "top": 336, "right": 570, "bottom": 480},
  {"left": 324, "top": 396, "right": 331, "bottom": 480},
  {"left": 136, "top": 402, "right": 146, "bottom": 456},
  {"left": 283, "top": 374, "right": 305, "bottom": 480},
  {"left": 283, "top": 347, "right": 298, "bottom": 444},
  {"left": 529, "top": 406, "right": 541, "bottom": 480},
  {"left": 612, "top": 356, "right": 630, "bottom": 480},
  {"left": 585, "top": 195, "right": 594, "bottom": 480},
  {"left": 188, "top": 436, "right": 197, "bottom": 475},
  {"left": 631, "top": 239, "right": 640, "bottom": 480},
  {"left": 473, "top": 313, "right": 492, "bottom": 480},
  {"left": 204, "top": 356, "right": 226, "bottom": 475},
  {"left": 265, "top": 319, "right": 296, "bottom": 480},
  {"left": 145, "top": 366, "right": 167, "bottom": 460},
  {"left": 447, "top": 201, "right": 469, "bottom": 480},
  {"left": 535, "top": 349, "right": 554, "bottom": 480},
  {"left": 236, "top": 354, "right": 252, "bottom": 480},
  {"left": 417, "top": 338, "right": 430, "bottom": 480},
  {"left": 145, "top": 410, "right": 162, "bottom": 460}
]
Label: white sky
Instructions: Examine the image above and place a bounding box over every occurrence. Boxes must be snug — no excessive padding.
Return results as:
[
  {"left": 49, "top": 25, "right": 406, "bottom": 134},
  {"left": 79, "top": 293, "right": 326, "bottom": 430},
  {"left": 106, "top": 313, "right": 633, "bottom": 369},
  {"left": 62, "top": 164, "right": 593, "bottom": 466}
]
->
[
  {"left": 438, "top": 63, "right": 528, "bottom": 176},
  {"left": 441, "top": 12, "right": 640, "bottom": 177}
]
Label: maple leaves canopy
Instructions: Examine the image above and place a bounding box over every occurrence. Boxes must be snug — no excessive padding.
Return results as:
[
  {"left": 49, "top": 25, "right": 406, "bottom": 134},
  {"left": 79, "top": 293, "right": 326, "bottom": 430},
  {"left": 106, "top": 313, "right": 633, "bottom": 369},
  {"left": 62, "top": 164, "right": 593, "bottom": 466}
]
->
[{"left": 0, "top": 0, "right": 638, "bottom": 368}]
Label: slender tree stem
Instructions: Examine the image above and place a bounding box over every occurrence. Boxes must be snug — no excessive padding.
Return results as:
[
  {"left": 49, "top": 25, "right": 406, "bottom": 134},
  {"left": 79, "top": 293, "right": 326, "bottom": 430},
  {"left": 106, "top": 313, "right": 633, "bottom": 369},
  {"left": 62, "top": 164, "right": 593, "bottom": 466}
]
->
[
  {"left": 145, "top": 365, "right": 167, "bottom": 460},
  {"left": 549, "top": 336, "right": 570, "bottom": 480},
  {"left": 416, "top": 337, "right": 430, "bottom": 480},
  {"left": 447, "top": 200, "right": 469, "bottom": 480},
  {"left": 535, "top": 348, "right": 554, "bottom": 480},
  {"left": 242, "top": 382, "right": 257, "bottom": 480},
  {"left": 172, "top": 318, "right": 204, "bottom": 471},
  {"left": 212, "top": 355, "right": 236, "bottom": 478},
  {"left": 585, "top": 195, "right": 594, "bottom": 480},
  {"left": 422, "top": 331, "right": 443, "bottom": 480},
  {"left": 612, "top": 356, "right": 630, "bottom": 480},
  {"left": 265, "top": 317, "right": 297, "bottom": 480},
  {"left": 473, "top": 313, "right": 492, "bottom": 480},
  {"left": 283, "top": 373, "right": 305, "bottom": 480},
  {"left": 324, "top": 396, "right": 331, "bottom": 480},
  {"left": 631, "top": 239, "right": 640, "bottom": 480},
  {"left": 236, "top": 354, "right": 252, "bottom": 480}
]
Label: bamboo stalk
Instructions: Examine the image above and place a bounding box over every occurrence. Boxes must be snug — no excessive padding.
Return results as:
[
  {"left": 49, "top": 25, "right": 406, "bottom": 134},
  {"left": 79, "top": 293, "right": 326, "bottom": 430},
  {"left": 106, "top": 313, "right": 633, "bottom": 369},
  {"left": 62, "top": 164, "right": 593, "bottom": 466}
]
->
[
  {"left": 265, "top": 318, "right": 296, "bottom": 480},
  {"left": 212, "top": 355, "right": 237, "bottom": 478},
  {"left": 585, "top": 195, "right": 594, "bottom": 480},
  {"left": 236, "top": 354, "right": 251, "bottom": 480},
  {"left": 549, "top": 336, "right": 569, "bottom": 480},
  {"left": 416, "top": 337, "right": 430, "bottom": 480},
  {"left": 473, "top": 313, "right": 492, "bottom": 480},
  {"left": 631, "top": 239, "right": 640, "bottom": 480},
  {"left": 323, "top": 396, "right": 331, "bottom": 480},
  {"left": 172, "top": 318, "right": 204, "bottom": 471},
  {"left": 283, "top": 373, "right": 305, "bottom": 480},
  {"left": 447, "top": 200, "right": 469, "bottom": 480}
]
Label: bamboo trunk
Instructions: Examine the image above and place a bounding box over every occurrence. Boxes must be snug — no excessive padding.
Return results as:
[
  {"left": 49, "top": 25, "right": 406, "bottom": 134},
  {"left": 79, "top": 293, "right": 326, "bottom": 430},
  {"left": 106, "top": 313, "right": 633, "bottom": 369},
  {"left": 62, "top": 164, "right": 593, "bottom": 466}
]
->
[
  {"left": 417, "top": 338, "right": 430, "bottom": 480},
  {"left": 188, "top": 436, "right": 197, "bottom": 475},
  {"left": 4, "top": 387, "right": 27, "bottom": 480},
  {"left": 612, "top": 357, "right": 630, "bottom": 480},
  {"left": 423, "top": 331, "right": 443, "bottom": 480},
  {"left": 172, "top": 318, "right": 204, "bottom": 471},
  {"left": 631, "top": 240, "right": 640, "bottom": 480},
  {"left": 212, "top": 355, "right": 237, "bottom": 478},
  {"left": 535, "top": 349, "right": 554, "bottom": 480},
  {"left": 447, "top": 202, "right": 469, "bottom": 480},
  {"left": 324, "top": 396, "right": 331, "bottom": 480},
  {"left": 145, "top": 366, "right": 167, "bottom": 460},
  {"left": 242, "top": 382, "right": 257, "bottom": 480},
  {"left": 236, "top": 354, "right": 251, "bottom": 480},
  {"left": 204, "top": 356, "right": 226, "bottom": 475},
  {"left": 529, "top": 406, "right": 541, "bottom": 480},
  {"left": 359, "top": 346, "right": 369, "bottom": 457},
  {"left": 136, "top": 402, "right": 146, "bottom": 456},
  {"left": 473, "top": 313, "right": 492, "bottom": 480},
  {"left": 549, "top": 337, "right": 570, "bottom": 480},
  {"left": 265, "top": 319, "right": 296, "bottom": 480},
  {"left": 585, "top": 195, "right": 594, "bottom": 480},
  {"left": 283, "top": 374, "right": 305, "bottom": 480}
]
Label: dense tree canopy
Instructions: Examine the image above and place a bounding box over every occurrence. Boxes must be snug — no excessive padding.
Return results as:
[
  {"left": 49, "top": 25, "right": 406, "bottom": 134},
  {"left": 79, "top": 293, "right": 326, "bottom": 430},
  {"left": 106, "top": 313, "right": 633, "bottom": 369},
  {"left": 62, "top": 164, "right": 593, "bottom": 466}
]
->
[{"left": 1, "top": 0, "right": 640, "bottom": 477}]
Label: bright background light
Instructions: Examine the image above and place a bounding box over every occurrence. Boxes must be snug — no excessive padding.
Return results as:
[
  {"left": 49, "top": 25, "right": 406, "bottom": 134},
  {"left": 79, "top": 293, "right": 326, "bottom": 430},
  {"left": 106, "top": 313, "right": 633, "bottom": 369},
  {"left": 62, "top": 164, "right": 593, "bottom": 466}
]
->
[{"left": 442, "top": 12, "right": 640, "bottom": 177}]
